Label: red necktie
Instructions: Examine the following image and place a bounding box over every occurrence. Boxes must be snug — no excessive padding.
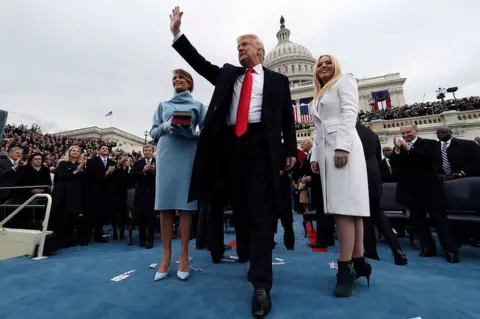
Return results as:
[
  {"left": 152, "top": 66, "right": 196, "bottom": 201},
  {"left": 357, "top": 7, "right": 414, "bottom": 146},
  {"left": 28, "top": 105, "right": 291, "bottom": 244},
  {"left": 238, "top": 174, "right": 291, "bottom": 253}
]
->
[{"left": 235, "top": 68, "right": 254, "bottom": 137}]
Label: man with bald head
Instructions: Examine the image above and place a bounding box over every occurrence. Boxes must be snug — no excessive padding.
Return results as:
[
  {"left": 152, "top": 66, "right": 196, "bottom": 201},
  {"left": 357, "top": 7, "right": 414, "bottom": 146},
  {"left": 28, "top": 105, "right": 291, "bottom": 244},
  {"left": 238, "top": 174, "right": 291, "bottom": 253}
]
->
[
  {"left": 169, "top": 6, "right": 297, "bottom": 318},
  {"left": 391, "top": 123, "right": 458, "bottom": 263}
]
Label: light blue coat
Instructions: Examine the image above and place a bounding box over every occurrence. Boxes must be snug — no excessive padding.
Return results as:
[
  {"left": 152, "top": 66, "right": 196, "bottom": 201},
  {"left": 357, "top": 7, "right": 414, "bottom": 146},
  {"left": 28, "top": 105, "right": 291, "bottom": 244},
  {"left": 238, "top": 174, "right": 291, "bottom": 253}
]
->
[{"left": 150, "top": 91, "right": 206, "bottom": 211}]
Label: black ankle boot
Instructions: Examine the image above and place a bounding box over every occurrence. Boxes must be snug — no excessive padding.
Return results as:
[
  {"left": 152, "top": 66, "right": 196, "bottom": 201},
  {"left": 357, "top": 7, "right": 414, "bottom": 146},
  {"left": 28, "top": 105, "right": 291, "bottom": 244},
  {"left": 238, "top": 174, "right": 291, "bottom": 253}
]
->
[
  {"left": 352, "top": 257, "right": 372, "bottom": 287},
  {"left": 334, "top": 260, "right": 356, "bottom": 297}
]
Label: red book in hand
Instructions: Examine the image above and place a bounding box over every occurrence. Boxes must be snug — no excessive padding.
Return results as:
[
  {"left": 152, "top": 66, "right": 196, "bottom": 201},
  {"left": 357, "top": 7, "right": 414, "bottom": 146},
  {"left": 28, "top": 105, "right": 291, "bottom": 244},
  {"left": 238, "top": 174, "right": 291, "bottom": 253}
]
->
[{"left": 171, "top": 111, "right": 192, "bottom": 128}]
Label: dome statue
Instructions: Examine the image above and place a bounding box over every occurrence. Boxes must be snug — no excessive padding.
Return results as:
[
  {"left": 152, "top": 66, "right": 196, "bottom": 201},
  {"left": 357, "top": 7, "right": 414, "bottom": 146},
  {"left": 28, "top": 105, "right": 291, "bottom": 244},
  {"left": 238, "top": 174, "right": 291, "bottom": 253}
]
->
[{"left": 264, "top": 16, "right": 316, "bottom": 86}]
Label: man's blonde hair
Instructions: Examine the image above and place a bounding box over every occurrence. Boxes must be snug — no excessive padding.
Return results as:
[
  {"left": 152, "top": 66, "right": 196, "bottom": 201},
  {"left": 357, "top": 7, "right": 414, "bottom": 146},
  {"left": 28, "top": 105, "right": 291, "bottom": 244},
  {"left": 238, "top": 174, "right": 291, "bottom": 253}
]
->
[{"left": 237, "top": 34, "right": 265, "bottom": 62}]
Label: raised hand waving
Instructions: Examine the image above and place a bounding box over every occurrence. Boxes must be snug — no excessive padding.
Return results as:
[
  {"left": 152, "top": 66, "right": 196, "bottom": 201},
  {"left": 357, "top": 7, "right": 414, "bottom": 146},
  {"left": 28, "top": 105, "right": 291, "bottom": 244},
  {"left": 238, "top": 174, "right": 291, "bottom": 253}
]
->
[{"left": 169, "top": 6, "right": 183, "bottom": 36}]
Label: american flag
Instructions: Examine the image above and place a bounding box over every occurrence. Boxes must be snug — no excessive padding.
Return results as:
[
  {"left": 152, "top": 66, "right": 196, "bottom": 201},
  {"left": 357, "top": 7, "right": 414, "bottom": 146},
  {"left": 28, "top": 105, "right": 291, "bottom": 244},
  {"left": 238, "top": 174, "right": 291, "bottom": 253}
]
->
[
  {"left": 299, "top": 103, "right": 312, "bottom": 122},
  {"left": 371, "top": 90, "right": 390, "bottom": 102}
]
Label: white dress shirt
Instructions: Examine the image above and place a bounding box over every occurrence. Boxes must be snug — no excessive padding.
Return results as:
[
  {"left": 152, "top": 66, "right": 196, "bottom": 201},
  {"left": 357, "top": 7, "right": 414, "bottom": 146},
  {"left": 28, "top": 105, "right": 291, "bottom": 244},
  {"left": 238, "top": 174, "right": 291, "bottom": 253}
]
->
[
  {"left": 385, "top": 158, "right": 392, "bottom": 174},
  {"left": 227, "top": 64, "right": 264, "bottom": 125},
  {"left": 8, "top": 157, "right": 16, "bottom": 171},
  {"left": 441, "top": 138, "right": 452, "bottom": 149},
  {"left": 173, "top": 32, "right": 264, "bottom": 125}
]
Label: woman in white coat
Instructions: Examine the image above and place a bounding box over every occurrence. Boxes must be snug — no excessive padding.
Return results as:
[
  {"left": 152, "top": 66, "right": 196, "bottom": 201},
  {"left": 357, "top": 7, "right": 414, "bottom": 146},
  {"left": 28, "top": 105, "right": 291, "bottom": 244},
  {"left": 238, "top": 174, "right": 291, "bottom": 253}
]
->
[{"left": 310, "top": 54, "right": 371, "bottom": 297}]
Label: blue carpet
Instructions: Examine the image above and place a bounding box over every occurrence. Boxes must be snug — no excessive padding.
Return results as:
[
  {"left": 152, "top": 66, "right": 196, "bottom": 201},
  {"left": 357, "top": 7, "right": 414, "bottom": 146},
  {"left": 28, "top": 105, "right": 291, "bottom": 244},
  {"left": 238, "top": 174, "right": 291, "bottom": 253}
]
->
[{"left": 1, "top": 214, "right": 480, "bottom": 319}]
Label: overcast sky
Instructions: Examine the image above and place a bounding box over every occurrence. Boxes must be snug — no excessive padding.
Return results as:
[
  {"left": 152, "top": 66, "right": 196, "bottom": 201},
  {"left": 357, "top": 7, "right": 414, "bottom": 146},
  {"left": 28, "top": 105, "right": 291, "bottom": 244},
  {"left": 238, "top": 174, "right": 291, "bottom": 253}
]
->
[{"left": 1, "top": 0, "right": 479, "bottom": 137}]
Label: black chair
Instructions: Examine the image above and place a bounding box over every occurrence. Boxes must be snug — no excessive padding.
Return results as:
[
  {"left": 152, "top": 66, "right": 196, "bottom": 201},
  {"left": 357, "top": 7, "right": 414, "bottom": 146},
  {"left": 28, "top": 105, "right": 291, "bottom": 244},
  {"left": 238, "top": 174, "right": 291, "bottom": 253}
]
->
[{"left": 444, "top": 177, "right": 480, "bottom": 242}]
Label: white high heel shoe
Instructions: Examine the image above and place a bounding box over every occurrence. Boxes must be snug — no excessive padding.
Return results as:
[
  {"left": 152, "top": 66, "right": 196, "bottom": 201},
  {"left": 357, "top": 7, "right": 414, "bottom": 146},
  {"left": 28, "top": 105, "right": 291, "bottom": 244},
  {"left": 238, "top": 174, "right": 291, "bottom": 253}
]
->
[
  {"left": 177, "top": 270, "right": 189, "bottom": 281},
  {"left": 154, "top": 268, "right": 169, "bottom": 281}
]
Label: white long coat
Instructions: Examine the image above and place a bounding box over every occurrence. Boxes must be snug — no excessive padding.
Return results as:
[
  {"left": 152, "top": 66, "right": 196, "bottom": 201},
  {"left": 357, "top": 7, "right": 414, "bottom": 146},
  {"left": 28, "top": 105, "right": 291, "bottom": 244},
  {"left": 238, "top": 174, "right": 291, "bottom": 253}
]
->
[{"left": 310, "top": 74, "right": 370, "bottom": 217}]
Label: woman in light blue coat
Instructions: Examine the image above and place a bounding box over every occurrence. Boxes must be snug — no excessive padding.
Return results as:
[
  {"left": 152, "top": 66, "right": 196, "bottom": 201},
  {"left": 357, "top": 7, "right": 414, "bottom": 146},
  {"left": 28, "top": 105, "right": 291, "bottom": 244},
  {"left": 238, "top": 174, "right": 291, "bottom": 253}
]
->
[{"left": 149, "top": 69, "right": 206, "bottom": 282}]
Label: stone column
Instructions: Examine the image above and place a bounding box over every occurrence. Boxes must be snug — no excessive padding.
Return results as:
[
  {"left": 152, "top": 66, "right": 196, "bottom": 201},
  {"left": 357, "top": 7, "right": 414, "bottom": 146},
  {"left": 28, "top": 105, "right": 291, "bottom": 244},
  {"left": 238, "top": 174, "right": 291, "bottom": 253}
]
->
[{"left": 296, "top": 99, "right": 301, "bottom": 120}]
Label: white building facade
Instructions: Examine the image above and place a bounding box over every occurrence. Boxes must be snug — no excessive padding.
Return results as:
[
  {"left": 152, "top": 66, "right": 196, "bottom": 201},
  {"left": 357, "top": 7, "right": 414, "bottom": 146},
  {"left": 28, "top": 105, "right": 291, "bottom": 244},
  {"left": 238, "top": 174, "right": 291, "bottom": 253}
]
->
[
  {"left": 264, "top": 16, "right": 479, "bottom": 147},
  {"left": 54, "top": 126, "right": 145, "bottom": 153}
]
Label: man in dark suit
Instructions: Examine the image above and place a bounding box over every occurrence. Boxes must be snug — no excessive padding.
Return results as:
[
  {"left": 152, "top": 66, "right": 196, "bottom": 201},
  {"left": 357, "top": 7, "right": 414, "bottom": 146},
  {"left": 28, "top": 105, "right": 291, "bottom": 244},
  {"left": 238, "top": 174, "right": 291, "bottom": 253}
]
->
[
  {"left": 390, "top": 123, "right": 459, "bottom": 263},
  {"left": 379, "top": 146, "right": 397, "bottom": 182},
  {"left": 131, "top": 144, "right": 156, "bottom": 249},
  {"left": 436, "top": 126, "right": 480, "bottom": 179},
  {"left": 169, "top": 7, "right": 297, "bottom": 318},
  {"left": 0, "top": 146, "right": 23, "bottom": 203},
  {"left": 85, "top": 145, "right": 115, "bottom": 243},
  {"left": 355, "top": 123, "right": 407, "bottom": 265}
]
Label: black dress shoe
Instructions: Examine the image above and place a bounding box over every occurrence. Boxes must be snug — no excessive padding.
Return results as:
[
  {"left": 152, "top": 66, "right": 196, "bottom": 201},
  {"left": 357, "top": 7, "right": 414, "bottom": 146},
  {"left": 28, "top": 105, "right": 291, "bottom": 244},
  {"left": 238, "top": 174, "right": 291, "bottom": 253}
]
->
[
  {"left": 445, "top": 252, "right": 460, "bottom": 263},
  {"left": 393, "top": 249, "right": 408, "bottom": 266},
  {"left": 145, "top": 241, "right": 153, "bottom": 249},
  {"left": 252, "top": 289, "right": 271, "bottom": 319},
  {"left": 139, "top": 240, "right": 146, "bottom": 248}
]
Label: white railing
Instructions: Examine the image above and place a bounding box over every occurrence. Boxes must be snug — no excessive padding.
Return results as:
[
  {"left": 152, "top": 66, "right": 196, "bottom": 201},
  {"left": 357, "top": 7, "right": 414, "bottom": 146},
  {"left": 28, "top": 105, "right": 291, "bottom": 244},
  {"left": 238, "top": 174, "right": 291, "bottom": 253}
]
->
[{"left": 0, "top": 191, "right": 53, "bottom": 260}]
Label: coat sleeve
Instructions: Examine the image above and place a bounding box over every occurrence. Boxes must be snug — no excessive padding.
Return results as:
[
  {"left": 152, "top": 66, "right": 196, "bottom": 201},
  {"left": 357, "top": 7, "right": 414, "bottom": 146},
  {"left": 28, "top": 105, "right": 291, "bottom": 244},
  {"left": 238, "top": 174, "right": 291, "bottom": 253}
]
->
[
  {"left": 310, "top": 146, "right": 319, "bottom": 164},
  {"left": 282, "top": 76, "right": 297, "bottom": 157},
  {"left": 172, "top": 34, "right": 221, "bottom": 86},
  {"left": 197, "top": 103, "right": 207, "bottom": 131},
  {"left": 149, "top": 103, "right": 168, "bottom": 142},
  {"left": 375, "top": 136, "right": 383, "bottom": 165},
  {"left": 335, "top": 74, "right": 359, "bottom": 153}
]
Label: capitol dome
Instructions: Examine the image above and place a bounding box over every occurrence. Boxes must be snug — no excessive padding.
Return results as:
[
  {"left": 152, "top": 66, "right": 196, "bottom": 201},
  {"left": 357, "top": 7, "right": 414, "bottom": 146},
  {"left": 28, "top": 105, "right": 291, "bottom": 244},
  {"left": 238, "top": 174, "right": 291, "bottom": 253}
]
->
[{"left": 264, "top": 16, "right": 316, "bottom": 85}]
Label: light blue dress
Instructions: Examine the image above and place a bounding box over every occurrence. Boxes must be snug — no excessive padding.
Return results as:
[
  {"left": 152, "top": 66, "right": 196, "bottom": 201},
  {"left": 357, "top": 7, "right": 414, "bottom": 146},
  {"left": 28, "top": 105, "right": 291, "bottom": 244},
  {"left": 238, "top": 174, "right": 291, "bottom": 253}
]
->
[{"left": 149, "top": 91, "right": 206, "bottom": 211}]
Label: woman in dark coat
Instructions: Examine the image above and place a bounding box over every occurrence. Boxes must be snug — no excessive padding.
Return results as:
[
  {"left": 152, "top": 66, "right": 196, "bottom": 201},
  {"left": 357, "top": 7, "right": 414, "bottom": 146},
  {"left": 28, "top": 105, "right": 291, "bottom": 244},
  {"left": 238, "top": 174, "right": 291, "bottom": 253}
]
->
[
  {"left": 111, "top": 156, "right": 133, "bottom": 240},
  {"left": 51, "top": 145, "right": 86, "bottom": 247}
]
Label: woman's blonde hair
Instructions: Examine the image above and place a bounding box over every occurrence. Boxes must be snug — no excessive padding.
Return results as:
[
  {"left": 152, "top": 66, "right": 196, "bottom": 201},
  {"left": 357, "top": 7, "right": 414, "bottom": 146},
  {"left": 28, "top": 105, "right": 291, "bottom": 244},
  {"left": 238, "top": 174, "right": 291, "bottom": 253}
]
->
[
  {"left": 63, "top": 145, "right": 83, "bottom": 163},
  {"left": 313, "top": 55, "right": 343, "bottom": 100},
  {"left": 117, "top": 156, "right": 131, "bottom": 168}
]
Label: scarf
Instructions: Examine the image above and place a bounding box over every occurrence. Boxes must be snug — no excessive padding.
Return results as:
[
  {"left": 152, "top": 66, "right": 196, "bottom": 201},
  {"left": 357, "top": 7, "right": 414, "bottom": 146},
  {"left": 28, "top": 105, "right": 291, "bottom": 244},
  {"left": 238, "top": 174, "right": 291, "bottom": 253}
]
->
[{"left": 169, "top": 91, "right": 194, "bottom": 104}]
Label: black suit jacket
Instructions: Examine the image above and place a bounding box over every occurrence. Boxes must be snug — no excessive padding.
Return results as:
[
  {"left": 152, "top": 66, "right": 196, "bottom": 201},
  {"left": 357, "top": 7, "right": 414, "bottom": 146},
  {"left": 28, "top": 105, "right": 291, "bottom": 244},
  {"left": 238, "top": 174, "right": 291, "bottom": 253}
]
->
[
  {"left": 355, "top": 123, "right": 383, "bottom": 199},
  {"left": 131, "top": 157, "right": 156, "bottom": 216},
  {"left": 379, "top": 158, "right": 397, "bottom": 183},
  {"left": 85, "top": 156, "right": 116, "bottom": 216},
  {"left": 437, "top": 137, "right": 480, "bottom": 177},
  {"left": 172, "top": 34, "right": 297, "bottom": 205},
  {"left": 0, "top": 158, "right": 23, "bottom": 202},
  {"left": 390, "top": 137, "right": 444, "bottom": 208},
  {"left": 14, "top": 164, "right": 52, "bottom": 201}
]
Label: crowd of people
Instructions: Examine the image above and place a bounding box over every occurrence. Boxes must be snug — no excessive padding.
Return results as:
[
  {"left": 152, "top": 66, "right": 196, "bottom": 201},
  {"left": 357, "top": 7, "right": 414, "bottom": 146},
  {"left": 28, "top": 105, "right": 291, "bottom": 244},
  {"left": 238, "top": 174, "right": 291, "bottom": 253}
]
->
[
  {"left": 0, "top": 124, "right": 143, "bottom": 168},
  {"left": 358, "top": 96, "right": 480, "bottom": 123}
]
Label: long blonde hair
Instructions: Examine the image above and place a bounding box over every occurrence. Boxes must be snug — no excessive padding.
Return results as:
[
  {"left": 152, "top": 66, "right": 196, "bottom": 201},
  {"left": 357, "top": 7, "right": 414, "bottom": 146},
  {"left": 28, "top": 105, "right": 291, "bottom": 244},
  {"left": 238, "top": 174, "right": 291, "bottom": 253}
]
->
[
  {"left": 313, "top": 55, "right": 343, "bottom": 100},
  {"left": 117, "top": 156, "right": 131, "bottom": 168},
  {"left": 63, "top": 145, "right": 83, "bottom": 164}
]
